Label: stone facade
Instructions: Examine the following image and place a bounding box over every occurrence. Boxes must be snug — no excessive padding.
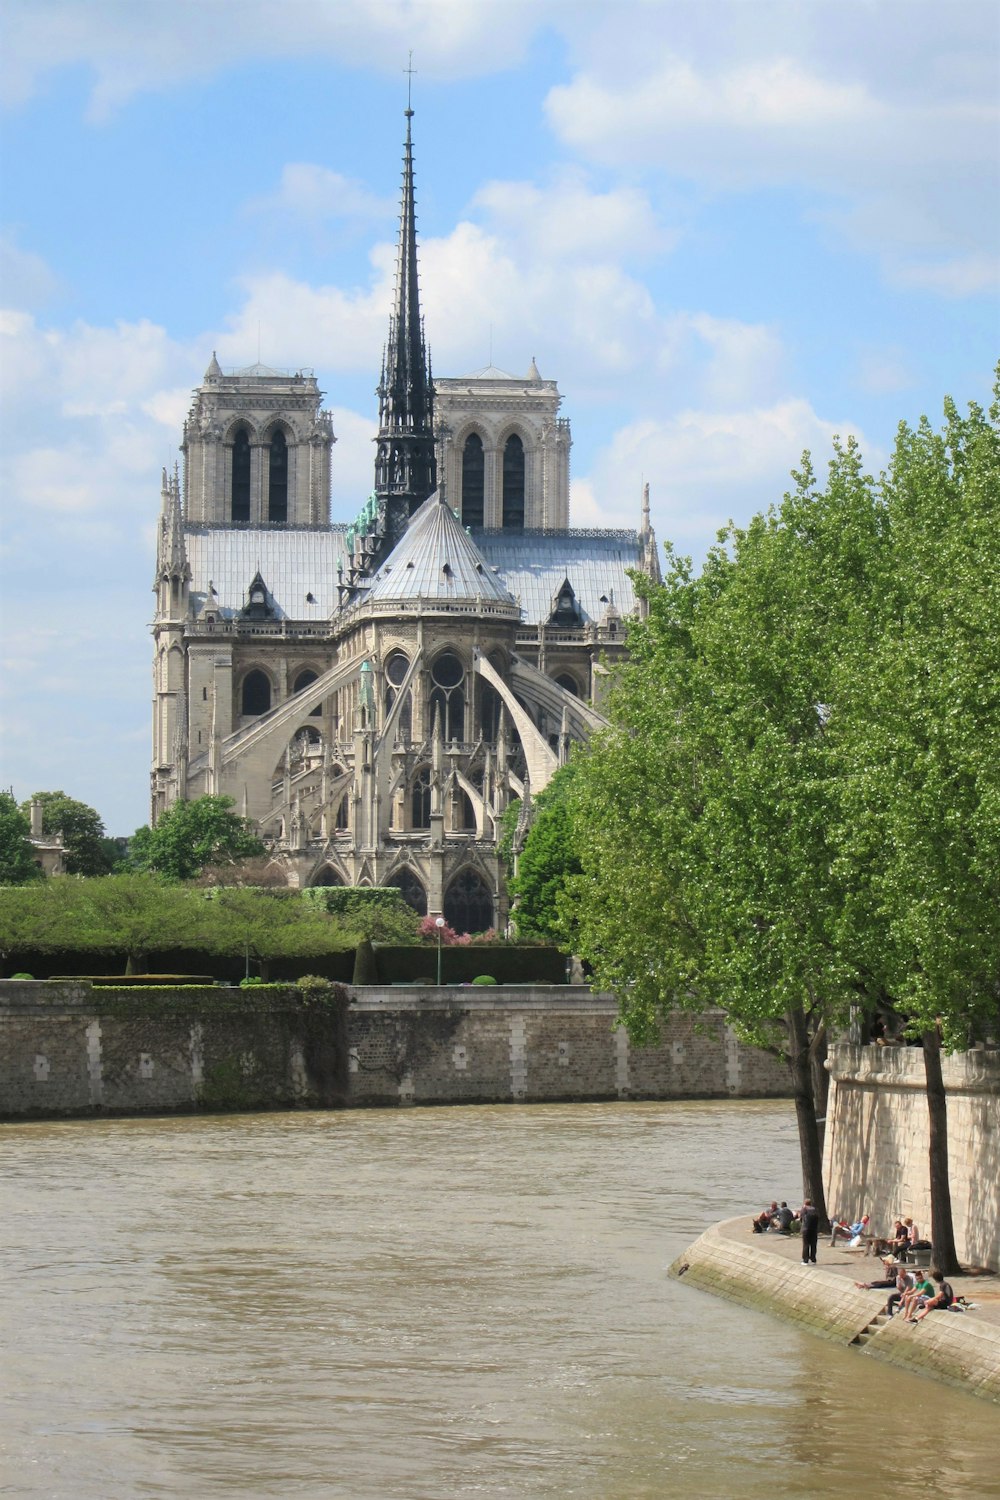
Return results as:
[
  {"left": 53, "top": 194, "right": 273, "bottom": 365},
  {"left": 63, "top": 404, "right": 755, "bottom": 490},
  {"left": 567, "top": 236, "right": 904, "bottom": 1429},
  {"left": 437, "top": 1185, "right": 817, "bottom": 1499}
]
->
[
  {"left": 0, "top": 982, "right": 790, "bottom": 1118},
  {"left": 149, "top": 113, "right": 660, "bottom": 930},
  {"left": 823, "top": 1043, "right": 1000, "bottom": 1272}
]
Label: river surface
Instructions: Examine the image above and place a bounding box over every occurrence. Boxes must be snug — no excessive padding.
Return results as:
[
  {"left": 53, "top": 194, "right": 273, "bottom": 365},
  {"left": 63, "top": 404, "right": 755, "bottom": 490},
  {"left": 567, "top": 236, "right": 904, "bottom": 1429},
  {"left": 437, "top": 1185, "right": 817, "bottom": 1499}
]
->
[{"left": 1, "top": 1102, "right": 997, "bottom": 1499}]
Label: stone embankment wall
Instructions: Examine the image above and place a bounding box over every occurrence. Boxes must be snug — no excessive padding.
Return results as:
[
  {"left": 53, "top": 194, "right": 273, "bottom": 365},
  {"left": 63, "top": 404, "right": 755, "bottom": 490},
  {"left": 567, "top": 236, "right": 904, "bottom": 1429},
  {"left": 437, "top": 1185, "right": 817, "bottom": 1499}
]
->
[
  {"left": 824, "top": 1044, "right": 1000, "bottom": 1273},
  {"left": 0, "top": 982, "right": 790, "bottom": 1119},
  {"left": 671, "top": 1218, "right": 1000, "bottom": 1403}
]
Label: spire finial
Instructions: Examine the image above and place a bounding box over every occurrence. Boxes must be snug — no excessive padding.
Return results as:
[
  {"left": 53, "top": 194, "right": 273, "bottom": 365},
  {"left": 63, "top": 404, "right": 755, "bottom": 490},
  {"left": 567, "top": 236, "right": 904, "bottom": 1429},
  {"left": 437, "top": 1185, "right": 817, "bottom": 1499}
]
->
[{"left": 404, "top": 50, "right": 416, "bottom": 115}]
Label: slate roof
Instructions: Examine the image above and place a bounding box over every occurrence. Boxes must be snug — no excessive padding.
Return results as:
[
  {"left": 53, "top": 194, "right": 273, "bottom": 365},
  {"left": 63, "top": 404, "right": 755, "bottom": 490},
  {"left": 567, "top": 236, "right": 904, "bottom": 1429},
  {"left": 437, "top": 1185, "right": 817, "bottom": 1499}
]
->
[
  {"left": 185, "top": 526, "right": 348, "bottom": 620},
  {"left": 475, "top": 531, "right": 642, "bottom": 623},
  {"left": 183, "top": 520, "right": 644, "bottom": 625},
  {"left": 366, "top": 494, "right": 516, "bottom": 607}
]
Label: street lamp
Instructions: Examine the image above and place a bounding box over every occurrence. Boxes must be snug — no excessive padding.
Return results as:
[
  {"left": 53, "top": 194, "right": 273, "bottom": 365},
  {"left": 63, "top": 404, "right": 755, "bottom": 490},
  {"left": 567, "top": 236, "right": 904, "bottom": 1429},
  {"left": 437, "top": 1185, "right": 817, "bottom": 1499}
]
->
[{"left": 435, "top": 916, "right": 446, "bottom": 986}]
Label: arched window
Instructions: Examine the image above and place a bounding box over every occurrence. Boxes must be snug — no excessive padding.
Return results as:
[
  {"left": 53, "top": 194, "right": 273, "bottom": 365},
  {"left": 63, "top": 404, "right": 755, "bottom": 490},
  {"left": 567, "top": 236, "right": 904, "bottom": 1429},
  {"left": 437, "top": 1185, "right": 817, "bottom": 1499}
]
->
[
  {"left": 476, "top": 680, "right": 502, "bottom": 741},
  {"left": 294, "top": 668, "right": 322, "bottom": 716},
  {"left": 387, "top": 869, "right": 427, "bottom": 917},
  {"left": 241, "top": 669, "right": 270, "bottom": 716},
  {"left": 312, "top": 866, "right": 343, "bottom": 887},
  {"left": 555, "top": 673, "right": 579, "bottom": 696},
  {"left": 335, "top": 795, "right": 349, "bottom": 830},
  {"left": 411, "top": 767, "right": 431, "bottom": 829},
  {"left": 444, "top": 868, "right": 494, "bottom": 934},
  {"left": 268, "top": 429, "right": 288, "bottom": 524},
  {"left": 502, "top": 434, "right": 525, "bottom": 530},
  {"left": 232, "top": 428, "right": 251, "bottom": 522},
  {"left": 430, "top": 651, "right": 465, "bottom": 742},
  {"left": 461, "top": 433, "right": 484, "bottom": 527},
  {"left": 453, "top": 790, "right": 476, "bottom": 832}
]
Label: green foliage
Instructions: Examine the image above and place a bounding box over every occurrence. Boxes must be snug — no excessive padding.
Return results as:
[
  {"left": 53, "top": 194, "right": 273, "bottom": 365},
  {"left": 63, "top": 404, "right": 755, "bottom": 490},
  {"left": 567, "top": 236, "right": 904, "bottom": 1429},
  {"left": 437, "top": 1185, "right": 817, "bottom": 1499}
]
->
[
  {"left": 21, "top": 791, "right": 114, "bottom": 876},
  {"left": 240, "top": 976, "right": 266, "bottom": 987},
  {"left": 11, "top": 972, "right": 34, "bottom": 980},
  {"left": 509, "top": 764, "right": 581, "bottom": 945},
  {"left": 471, "top": 975, "right": 497, "bottom": 985},
  {"left": 303, "top": 885, "right": 420, "bottom": 942},
  {"left": 128, "top": 795, "right": 264, "bottom": 881},
  {"left": 201, "top": 887, "right": 346, "bottom": 976},
  {"left": 0, "top": 791, "right": 42, "bottom": 886}
]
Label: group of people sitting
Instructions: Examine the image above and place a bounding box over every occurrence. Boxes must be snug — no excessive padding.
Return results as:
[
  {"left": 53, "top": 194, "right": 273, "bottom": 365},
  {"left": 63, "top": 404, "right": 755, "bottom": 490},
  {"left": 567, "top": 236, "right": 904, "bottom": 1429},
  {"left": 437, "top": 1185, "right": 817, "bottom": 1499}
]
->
[
  {"left": 751, "top": 1201, "right": 797, "bottom": 1234},
  {"left": 854, "top": 1266, "right": 958, "bottom": 1320}
]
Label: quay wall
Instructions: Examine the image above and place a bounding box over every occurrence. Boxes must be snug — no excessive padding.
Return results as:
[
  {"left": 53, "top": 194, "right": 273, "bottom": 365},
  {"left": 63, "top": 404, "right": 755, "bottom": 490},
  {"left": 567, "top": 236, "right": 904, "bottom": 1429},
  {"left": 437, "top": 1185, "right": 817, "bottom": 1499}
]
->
[
  {"left": 671, "top": 1218, "right": 1000, "bottom": 1403},
  {"left": 823, "top": 1044, "right": 1000, "bottom": 1273},
  {"left": 0, "top": 982, "right": 790, "bottom": 1118}
]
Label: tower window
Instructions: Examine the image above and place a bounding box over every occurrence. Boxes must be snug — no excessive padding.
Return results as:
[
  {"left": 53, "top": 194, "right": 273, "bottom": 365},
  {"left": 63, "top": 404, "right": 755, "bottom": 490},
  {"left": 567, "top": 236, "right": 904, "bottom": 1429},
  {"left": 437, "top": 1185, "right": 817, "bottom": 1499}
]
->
[
  {"left": 232, "top": 428, "right": 251, "bottom": 523},
  {"left": 502, "top": 434, "right": 525, "bottom": 530},
  {"left": 268, "top": 429, "right": 288, "bottom": 524},
  {"left": 242, "top": 669, "right": 271, "bottom": 716},
  {"left": 461, "top": 433, "right": 484, "bottom": 527}
]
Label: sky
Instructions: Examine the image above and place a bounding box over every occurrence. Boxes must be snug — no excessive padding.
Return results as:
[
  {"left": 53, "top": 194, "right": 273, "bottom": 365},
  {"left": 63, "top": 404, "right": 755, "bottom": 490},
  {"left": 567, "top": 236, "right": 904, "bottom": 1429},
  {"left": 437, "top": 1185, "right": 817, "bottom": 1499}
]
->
[{"left": 0, "top": 0, "right": 997, "bottom": 836}]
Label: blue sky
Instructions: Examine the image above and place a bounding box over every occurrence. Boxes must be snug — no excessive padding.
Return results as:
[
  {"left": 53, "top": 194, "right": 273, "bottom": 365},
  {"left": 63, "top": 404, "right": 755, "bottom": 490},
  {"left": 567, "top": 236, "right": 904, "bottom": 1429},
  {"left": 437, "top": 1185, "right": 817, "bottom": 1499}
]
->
[{"left": 1, "top": 0, "right": 997, "bottom": 835}]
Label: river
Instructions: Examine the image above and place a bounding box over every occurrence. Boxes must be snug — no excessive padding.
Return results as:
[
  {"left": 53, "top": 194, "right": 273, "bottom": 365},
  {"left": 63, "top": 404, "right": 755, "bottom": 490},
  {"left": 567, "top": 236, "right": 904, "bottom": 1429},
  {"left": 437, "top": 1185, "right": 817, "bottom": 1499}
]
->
[{"left": 2, "top": 1101, "right": 997, "bottom": 1499}]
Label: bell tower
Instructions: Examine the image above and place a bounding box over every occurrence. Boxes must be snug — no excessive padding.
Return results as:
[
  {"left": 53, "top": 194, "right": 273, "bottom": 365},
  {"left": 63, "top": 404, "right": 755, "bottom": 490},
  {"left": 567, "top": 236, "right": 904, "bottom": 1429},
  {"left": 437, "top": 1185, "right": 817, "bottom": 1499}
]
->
[{"left": 181, "top": 354, "right": 335, "bottom": 527}]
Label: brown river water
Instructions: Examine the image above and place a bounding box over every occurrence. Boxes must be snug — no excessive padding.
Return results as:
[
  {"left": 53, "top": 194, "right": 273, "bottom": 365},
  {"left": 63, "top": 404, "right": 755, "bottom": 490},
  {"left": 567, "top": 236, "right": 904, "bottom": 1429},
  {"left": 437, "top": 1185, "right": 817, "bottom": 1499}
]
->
[{"left": 2, "top": 1101, "right": 998, "bottom": 1499}]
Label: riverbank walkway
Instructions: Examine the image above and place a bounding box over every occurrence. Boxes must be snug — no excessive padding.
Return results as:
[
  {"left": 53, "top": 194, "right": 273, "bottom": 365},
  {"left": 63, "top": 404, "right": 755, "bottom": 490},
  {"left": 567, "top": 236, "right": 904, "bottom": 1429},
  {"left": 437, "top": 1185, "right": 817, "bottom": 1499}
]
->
[{"left": 672, "top": 1216, "right": 1000, "bottom": 1402}]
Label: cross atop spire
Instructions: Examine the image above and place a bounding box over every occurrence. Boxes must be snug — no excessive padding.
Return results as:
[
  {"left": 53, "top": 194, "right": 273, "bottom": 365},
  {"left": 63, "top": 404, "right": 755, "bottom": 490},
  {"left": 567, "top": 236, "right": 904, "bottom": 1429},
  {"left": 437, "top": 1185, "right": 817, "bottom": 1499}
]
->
[{"left": 374, "top": 103, "right": 436, "bottom": 542}]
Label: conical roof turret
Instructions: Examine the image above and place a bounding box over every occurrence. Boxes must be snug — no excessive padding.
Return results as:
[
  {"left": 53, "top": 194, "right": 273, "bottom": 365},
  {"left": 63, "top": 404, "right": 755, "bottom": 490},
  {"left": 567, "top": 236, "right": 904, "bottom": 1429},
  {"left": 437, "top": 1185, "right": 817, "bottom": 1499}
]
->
[{"left": 367, "top": 493, "right": 518, "bottom": 610}]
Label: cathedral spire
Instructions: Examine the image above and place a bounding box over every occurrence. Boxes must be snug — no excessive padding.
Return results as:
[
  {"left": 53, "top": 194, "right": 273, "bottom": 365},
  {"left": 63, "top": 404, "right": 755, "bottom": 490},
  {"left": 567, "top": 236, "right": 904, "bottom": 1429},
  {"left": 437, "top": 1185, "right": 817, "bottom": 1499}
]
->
[
  {"left": 155, "top": 464, "right": 189, "bottom": 587},
  {"left": 374, "top": 105, "right": 436, "bottom": 541}
]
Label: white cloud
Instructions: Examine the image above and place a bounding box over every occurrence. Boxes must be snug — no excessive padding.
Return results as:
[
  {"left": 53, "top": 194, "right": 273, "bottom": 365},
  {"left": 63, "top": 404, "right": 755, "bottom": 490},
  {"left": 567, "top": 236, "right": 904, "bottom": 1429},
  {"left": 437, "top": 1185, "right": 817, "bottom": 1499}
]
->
[
  {"left": 894, "top": 254, "right": 1000, "bottom": 299},
  {"left": 0, "top": 0, "right": 553, "bottom": 117},
  {"left": 0, "top": 233, "right": 62, "bottom": 307},
  {"left": 473, "top": 170, "right": 673, "bottom": 263},
  {"left": 581, "top": 399, "right": 882, "bottom": 557},
  {"left": 247, "top": 165, "right": 393, "bottom": 227}
]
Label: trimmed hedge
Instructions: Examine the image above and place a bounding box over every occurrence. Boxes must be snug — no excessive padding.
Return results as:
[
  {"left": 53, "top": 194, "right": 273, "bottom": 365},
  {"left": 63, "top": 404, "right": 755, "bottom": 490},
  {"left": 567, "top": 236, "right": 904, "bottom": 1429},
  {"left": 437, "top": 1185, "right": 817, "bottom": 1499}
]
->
[
  {"left": 371, "top": 944, "right": 566, "bottom": 986},
  {"left": 50, "top": 974, "right": 215, "bottom": 987}
]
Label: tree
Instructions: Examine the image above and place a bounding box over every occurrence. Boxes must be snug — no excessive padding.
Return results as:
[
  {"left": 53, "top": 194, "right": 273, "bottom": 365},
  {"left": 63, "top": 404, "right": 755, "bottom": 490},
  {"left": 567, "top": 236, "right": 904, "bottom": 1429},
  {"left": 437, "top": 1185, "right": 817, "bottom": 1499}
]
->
[
  {"left": 568, "top": 389, "right": 999, "bottom": 1257},
  {"left": 129, "top": 795, "right": 264, "bottom": 881},
  {"left": 0, "top": 792, "right": 43, "bottom": 886},
  {"left": 567, "top": 437, "right": 896, "bottom": 1219},
  {"left": 832, "top": 391, "right": 1000, "bottom": 1274},
  {"left": 508, "top": 764, "right": 581, "bottom": 943},
  {"left": 21, "top": 791, "right": 114, "bottom": 876},
  {"left": 202, "top": 887, "right": 344, "bottom": 980}
]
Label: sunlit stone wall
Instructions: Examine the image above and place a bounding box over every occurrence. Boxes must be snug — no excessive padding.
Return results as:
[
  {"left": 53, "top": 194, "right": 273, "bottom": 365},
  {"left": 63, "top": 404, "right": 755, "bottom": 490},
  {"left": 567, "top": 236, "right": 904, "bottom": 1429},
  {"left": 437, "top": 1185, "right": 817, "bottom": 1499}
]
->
[
  {"left": 823, "top": 1043, "right": 1000, "bottom": 1273},
  {"left": 0, "top": 983, "right": 790, "bottom": 1118}
]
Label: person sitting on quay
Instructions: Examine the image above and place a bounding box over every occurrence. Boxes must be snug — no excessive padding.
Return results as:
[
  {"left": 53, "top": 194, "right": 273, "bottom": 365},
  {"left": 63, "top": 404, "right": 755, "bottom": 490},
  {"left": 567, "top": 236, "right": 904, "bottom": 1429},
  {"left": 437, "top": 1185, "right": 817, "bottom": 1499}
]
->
[
  {"left": 830, "top": 1213, "right": 870, "bottom": 1246},
  {"left": 913, "top": 1272, "right": 955, "bottom": 1321},
  {"left": 773, "top": 1202, "right": 795, "bottom": 1233},
  {"left": 854, "top": 1268, "right": 913, "bottom": 1316},
  {"left": 752, "top": 1201, "right": 780, "bottom": 1233},
  {"left": 900, "top": 1271, "right": 937, "bottom": 1321},
  {"left": 868, "top": 1218, "right": 907, "bottom": 1258}
]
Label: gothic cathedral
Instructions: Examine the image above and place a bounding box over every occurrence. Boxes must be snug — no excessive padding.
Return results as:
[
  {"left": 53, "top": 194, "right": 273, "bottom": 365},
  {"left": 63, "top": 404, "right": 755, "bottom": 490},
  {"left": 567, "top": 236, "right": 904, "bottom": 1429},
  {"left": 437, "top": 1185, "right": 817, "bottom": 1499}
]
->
[{"left": 151, "top": 110, "right": 659, "bottom": 931}]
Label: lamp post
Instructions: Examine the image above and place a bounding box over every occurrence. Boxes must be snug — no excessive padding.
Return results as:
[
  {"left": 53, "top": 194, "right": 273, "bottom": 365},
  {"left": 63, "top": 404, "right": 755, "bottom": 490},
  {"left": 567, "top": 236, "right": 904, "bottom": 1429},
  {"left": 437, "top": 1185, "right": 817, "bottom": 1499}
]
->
[{"left": 435, "top": 915, "right": 446, "bottom": 986}]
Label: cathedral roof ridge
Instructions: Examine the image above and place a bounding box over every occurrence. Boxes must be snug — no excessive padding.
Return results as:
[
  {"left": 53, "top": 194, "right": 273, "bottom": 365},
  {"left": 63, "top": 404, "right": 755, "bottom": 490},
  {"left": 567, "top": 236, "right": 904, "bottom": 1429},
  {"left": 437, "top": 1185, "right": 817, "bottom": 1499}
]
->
[{"left": 366, "top": 490, "right": 517, "bottom": 609}]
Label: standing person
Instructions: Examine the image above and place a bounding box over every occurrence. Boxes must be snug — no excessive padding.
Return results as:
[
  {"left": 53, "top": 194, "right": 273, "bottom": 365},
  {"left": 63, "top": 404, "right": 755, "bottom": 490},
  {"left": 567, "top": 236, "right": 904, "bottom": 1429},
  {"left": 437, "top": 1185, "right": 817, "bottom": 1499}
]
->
[{"left": 799, "top": 1199, "right": 820, "bottom": 1265}]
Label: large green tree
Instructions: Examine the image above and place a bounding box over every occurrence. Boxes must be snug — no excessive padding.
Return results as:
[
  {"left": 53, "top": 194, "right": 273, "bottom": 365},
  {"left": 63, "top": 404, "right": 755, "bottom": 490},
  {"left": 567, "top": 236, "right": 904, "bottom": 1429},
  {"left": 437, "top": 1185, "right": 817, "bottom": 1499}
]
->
[
  {"left": 508, "top": 764, "right": 581, "bottom": 943},
  {"left": 567, "top": 391, "right": 998, "bottom": 1244},
  {"left": 0, "top": 792, "right": 42, "bottom": 886},
  {"left": 831, "top": 393, "right": 1000, "bottom": 1273},
  {"left": 21, "top": 791, "right": 115, "bottom": 876},
  {"left": 567, "top": 442, "right": 882, "bottom": 1217},
  {"left": 129, "top": 795, "right": 264, "bottom": 881}
]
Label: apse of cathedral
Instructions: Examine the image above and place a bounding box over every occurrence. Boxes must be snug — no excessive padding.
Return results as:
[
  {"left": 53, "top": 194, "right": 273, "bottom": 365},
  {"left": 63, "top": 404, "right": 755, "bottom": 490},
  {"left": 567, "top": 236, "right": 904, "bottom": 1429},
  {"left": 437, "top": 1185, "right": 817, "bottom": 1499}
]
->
[{"left": 151, "top": 109, "right": 660, "bottom": 931}]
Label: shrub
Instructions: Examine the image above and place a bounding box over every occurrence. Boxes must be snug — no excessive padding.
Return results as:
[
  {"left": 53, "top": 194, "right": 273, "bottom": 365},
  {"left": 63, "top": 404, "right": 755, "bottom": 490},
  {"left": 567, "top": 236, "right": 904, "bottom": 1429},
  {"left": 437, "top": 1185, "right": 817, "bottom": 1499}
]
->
[
  {"left": 471, "top": 975, "right": 497, "bottom": 985},
  {"left": 11, "top": 971, "right": 34, "bottom": 979},
  {"left": 239, "top": 975, "right": 266, "bottom": 987}
]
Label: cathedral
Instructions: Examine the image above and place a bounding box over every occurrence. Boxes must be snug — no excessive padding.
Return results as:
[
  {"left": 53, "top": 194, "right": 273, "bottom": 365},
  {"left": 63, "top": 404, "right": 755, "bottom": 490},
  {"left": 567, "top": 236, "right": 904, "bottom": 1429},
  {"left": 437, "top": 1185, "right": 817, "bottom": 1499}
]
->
[{"left": 151, "top": 109, "right": 659, "bottom": 931}]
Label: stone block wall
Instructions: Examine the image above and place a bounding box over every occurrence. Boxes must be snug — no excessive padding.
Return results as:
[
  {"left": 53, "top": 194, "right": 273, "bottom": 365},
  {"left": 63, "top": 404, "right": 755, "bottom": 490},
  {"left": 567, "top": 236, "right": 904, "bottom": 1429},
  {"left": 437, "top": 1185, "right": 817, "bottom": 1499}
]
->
[
  {"left": 823, "top": 1044, "right": 1000, "bottom": 1272},
  {"left": 0, "top": 983, "right": 791, "bottom": 1118},
  {"left": 347, "top": 989, "right": 791, "bottom": 1106}
]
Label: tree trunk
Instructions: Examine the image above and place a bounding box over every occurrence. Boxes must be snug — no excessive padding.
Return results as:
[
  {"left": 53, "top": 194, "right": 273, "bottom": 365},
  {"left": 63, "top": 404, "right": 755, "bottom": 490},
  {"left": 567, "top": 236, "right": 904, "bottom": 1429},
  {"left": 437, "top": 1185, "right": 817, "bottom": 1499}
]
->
[
  {"left": 922, "top": 1026, "right": 961, "bottom": 1275},
  {"left": 786, "top": 1003, "right": 829, "bottom": 1228},
  {"left": 808, "top": 1020, "right": 829, "bottom": 1156}
]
